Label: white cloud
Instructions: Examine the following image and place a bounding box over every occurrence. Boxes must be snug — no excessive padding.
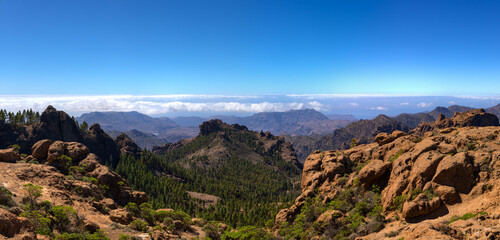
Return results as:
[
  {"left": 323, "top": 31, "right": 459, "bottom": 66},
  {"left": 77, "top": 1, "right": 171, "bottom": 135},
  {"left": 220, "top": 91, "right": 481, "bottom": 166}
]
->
[
  {"left": 286, "top": 93, "right": 422, "bottom": 99},
  {"left": 0, "top": 95, "right": 324, "bottom": 116},
  {"left": 448, "top": 101, "right": 457, "bottom": 105},
  {"left": 348, "top": 103, "right": 360, "bottom": 107},
  {"left": 417, "top": 102, "right": 434, "bottom": 108},
  {"left": 370, "top": 106, "right": 388, "bottom": 111},
  {"left": 399, "top": 102, "right": 409, "bottom": 106}
]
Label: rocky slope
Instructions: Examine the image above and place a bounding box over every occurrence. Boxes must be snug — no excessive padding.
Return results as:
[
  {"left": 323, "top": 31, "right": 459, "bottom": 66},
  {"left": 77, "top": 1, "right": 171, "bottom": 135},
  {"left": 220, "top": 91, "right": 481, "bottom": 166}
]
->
[
  {"left": 0, "top": 140, "right": 225, "bottom": 240},
  {"left": 275, "top": 109, "right": 500, "bottom": 239}
]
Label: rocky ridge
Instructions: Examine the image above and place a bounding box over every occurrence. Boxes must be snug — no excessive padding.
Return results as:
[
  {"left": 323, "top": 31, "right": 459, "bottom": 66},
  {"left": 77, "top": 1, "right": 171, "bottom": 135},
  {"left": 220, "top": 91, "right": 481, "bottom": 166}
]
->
[
  {"left": 0, "top": 106, "right": 121, "bottom": 166},
  {"left": 153, "top": 119, "right": 302, "bottom": 169},
  {"left": 275, "top": 109, "right": 500, "bottom": 239}
]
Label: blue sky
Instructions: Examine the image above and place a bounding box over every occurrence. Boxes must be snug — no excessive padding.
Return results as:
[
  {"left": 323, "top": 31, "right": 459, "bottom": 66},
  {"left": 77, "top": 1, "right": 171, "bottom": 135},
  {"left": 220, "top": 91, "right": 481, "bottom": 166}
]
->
[{"left": 1, "top": 0, "right": 499, "bottom": 96}]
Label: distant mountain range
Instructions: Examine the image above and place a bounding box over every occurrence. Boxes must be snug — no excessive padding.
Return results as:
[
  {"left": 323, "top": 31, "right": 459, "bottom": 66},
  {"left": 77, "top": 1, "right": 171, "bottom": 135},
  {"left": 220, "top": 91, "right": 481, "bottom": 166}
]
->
[
  {"left": 287, "top": 104, "right": 500, "bottom": 162},
  {"left": 77, "top": 109, "right": 354, "bottom": 149},
  {"left": 76, "top": 104, "right": 500, "bottom": 160}
]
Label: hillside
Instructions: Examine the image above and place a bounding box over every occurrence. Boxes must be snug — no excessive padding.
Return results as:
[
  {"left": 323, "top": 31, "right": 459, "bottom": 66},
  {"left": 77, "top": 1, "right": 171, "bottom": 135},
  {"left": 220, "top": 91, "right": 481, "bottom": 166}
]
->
[
  {"left": 0, "top": 138, "right": 231, "bottom": 239},
  {"left": 275, "top": 109, "right": 500, "bottom": 239},
  {"left": 0, "top": 107, "right": 287, "bottom": 239},
  {"left": 115, "top": 119, "right": 302, "bottom": 228}
]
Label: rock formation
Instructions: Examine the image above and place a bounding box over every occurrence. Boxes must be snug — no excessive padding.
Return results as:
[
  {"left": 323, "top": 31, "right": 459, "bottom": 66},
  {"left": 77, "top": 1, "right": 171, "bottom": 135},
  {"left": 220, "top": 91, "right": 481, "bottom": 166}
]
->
[
  {"left": 0, "top": 106, "right": 122, "bottom": 166},
  {"left": 410, "top": 108, "right": 499, "bottom": 136},
  {"left": 114, "top": 133, "right": 142, "bottom": 157},
  {"left": 153, "top": 119, "right": 302, "bottom": 169},
  {"left": 275, "top": 109, "right": 500, "bottom": 239}
]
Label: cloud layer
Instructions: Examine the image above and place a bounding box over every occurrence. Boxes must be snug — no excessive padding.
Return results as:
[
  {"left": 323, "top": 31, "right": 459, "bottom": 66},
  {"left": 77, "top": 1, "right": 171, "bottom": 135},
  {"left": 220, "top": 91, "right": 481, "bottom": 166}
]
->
[
  {"left": 0, "top": 95, "right": 324, "bottom": 116},
  {"left": 0, "top": 94, "right": 498, "bottom": 118}
]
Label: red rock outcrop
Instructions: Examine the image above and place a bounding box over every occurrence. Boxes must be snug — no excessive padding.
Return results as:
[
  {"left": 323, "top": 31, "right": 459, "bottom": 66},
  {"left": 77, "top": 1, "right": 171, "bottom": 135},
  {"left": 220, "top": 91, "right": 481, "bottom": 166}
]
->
[{"left": 275, "top": 111, "right": 500, "bottom": 239}]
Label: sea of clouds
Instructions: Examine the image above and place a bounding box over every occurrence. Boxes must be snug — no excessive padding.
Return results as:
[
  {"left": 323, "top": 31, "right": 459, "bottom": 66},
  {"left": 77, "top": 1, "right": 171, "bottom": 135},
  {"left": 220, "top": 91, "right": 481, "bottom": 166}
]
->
[{"left": 0, "top": 95, "right": 498, "bottom": 118}]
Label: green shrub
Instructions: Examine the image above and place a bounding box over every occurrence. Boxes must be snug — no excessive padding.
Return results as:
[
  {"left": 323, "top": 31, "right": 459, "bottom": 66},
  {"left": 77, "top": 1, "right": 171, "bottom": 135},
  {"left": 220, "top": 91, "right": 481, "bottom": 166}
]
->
[
  {"left": 49, "top": 205, "right": 78, "bottom": 232},
  {"left": 119, "top": 234, "right": 131, "bottom": 240},
  {"left": 125, "top": 202, "right": 140, "bottom": 218},
  {"left": 390, "top": 195, "right": 408, "bottom": 211},
  {"left": 20, "top": 210, "right": 52, "bottom": 235},
  {"left": 81, "top": 176, "right": 98, "bottom": 184},
  {"left": 22, "top": 183, "right": 43, "bottom": 206},
  {"left": 466, "top": 142, "right": 477, "bottom": 151},
  {"left": 55, "top": 233, "right": 86, "bottom": 240},
  {"left": 129, "top": 219, "right": 148, "bottom": 232},
  {"left": 57, "top": 155, "right": 74, "bottom": 174},
  {"left": 203, "top": 221, "right": 222, "bottom": 240},
  {"left": 448, "top": 212, "right": 478, "bottom": 224},
  {"left": 385, "top": 231, "right": 398, "bottom": 237},
  {"left": 221, "top": 226, "right": 274, "bottom": 240},
  {"left": 9, "top": 144, "right": 20, "bottom": 151},
  {"left": 139, "top": 203, "right": 155, "bottom": 225}
]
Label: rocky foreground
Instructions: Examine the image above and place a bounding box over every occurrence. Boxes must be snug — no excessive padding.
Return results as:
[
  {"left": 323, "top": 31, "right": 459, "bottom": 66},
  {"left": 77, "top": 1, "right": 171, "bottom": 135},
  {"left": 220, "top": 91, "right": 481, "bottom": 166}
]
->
[
  {"left": 0, "top": 139, "right": 221, "bottom": 240},
  {"left": 275, "top": 109, "right": 500, "bottom": 239}
]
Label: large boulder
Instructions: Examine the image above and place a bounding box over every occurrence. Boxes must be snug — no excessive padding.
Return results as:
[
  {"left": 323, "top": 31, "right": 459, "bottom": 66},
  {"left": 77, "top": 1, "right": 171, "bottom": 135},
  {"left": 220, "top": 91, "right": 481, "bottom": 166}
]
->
[
  {"left": 65, "top": 142, "right": 90, "bottom": 161},
  {"left": 47, "top": 141, "right": 89, "bottom": 164},
  {"left": 402, "top": 194, "right": 441, "bottom": 219},
  {"left": 47, "top": 141, "right": 66, "bottom": 163},
  {"left": 432, "top": 152, "right": 475, "bottom": 193},
  {"left": 0, "top": 148, "right": 20, "bottom": 163},
  {"left": 31, "top": 139, "right": 52, "bottom": 159}
]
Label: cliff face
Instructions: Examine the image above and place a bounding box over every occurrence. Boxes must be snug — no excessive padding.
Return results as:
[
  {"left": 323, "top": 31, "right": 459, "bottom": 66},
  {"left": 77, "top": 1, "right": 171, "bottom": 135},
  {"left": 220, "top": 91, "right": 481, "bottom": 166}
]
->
[{"left": 275, "top": 110, "right": 500, "bottom": 239}]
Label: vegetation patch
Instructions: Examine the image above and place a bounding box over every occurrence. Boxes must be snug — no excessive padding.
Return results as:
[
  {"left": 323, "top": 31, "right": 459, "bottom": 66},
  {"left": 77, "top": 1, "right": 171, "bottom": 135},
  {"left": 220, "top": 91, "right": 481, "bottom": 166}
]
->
[
  {"left": 448, "top": 213, "right": 479, "bottom": 224},
  {"left": 278, "top": 185, "right": 384, "bottom": 239},
  {"left": 388, "top": 149, "right": 405, "bottom": 163}
]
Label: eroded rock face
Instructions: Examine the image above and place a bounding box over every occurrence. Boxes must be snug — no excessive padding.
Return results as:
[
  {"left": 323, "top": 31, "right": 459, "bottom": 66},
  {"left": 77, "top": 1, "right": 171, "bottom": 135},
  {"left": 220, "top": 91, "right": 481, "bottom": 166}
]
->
[
  {"left": 301, "top": 150, "right": 350, "bottom": 193},
  {"left": 278, "top": 121, "right": 500, "bottom": 236},
  {"left": 432, "top": 152, "right": 475, "bottom": 193},
  {"left": 84, "top": 123, "right": 121, "bottom": 166}
]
